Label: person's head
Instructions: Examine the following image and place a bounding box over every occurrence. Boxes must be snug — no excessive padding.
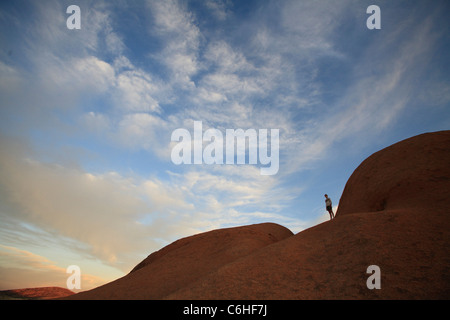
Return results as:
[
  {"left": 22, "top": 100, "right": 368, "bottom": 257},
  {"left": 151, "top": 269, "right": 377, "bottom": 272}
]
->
[{"left": 324, "top": 194, "right": 328, "bottom": 198}]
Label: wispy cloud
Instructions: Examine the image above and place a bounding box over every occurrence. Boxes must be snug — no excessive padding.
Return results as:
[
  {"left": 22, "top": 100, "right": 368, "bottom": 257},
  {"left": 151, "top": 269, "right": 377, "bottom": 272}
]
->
[
  {"left": 278, "top": 2, "right": 446, "bottom": 175},
  {"left": 148, "top": 0, "right": 201, "bottom": 87}
]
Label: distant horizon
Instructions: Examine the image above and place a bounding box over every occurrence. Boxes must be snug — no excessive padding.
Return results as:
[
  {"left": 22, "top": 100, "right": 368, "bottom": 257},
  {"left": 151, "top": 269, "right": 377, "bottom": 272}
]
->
[{"left": 1, "top": 0, "right": 449, "bottom": 292}]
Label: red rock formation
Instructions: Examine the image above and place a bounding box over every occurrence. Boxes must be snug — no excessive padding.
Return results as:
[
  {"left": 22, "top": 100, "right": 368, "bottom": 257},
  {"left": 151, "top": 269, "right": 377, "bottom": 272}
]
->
[
  {"left": 66, "top": 223, "right": 293, "bottom": 299},
  {"left": 337, "top": 131, "right": 450, "bottom": 214}
]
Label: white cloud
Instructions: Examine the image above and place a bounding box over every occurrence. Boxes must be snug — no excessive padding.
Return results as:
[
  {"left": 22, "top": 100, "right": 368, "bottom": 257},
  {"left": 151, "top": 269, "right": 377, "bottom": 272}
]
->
[
  {"left": 201, "top": 73, "right": 261, "bottom": 98},
  {"left": 71, "top": 56, "right": 116, "bottom": 93},
  {"left": 115, "top": 70, "right": 161, "bottom": 113},
  {"left": 149, "top": 0, "right": 201, "bottom": 84},
  {"left": 205, "top": 0, "right": 231, "bottom": 21},
  {"left": 203, "top": 41, "right": 254, "bottom": 73},
  {"left": 149, "top": 0, "right": 196, "bottom": 34},
  {"left": 0, "top": 61, "right": 21, "bottom": 91},
  {"left": 83, "top": 111, "right": 111, "bottom": 134},
  {"left": 116, "top": 112, "right": 170, "bottom": 154},
  {"left": 279, "top": 0, "right": 350, "bottom": 52},
  {"left": 23, "top": 1, "right": 125, "bottom": 59}
]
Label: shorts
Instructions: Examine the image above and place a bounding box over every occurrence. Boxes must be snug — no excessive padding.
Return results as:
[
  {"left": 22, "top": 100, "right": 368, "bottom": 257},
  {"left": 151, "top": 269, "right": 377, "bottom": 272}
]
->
[{"left": 326, "top": 205, "right": 332, "bottom": 212}]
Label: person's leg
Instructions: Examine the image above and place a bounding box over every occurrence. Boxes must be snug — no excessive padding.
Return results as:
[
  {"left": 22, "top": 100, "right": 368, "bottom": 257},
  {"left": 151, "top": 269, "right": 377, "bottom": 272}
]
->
[{"left": 328, "top": 209, "right": 334, "bottom": 220}]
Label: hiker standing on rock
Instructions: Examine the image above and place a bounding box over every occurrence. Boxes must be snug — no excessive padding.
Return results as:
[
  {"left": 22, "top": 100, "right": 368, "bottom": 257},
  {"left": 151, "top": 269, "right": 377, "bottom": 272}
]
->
[{"left": 325, "top": 194, "right": 334, "bottom": 220}]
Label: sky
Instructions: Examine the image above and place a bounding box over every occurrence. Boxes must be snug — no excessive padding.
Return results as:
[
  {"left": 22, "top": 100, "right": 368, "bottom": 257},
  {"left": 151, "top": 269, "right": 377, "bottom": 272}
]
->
[{"left": 0, "top": 0, "right": 449, "bottom": 291}]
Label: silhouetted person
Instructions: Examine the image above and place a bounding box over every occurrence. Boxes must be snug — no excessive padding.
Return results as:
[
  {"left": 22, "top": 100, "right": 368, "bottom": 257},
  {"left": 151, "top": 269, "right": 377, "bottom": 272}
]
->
[{"left": 324, "top": 194, "right": 334, "bottom": 220}]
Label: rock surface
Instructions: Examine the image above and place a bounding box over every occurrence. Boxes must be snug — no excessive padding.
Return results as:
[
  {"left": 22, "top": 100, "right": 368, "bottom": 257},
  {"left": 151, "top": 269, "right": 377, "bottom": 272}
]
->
[{"left": 0, "top": 287, "right": 74, "bottom": 300}]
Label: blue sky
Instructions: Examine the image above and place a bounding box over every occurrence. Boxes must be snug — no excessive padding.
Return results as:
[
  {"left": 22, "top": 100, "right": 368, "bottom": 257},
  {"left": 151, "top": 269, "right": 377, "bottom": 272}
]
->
[{"left": 0, "top": 0, "right": 449, "bottom": 290}]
